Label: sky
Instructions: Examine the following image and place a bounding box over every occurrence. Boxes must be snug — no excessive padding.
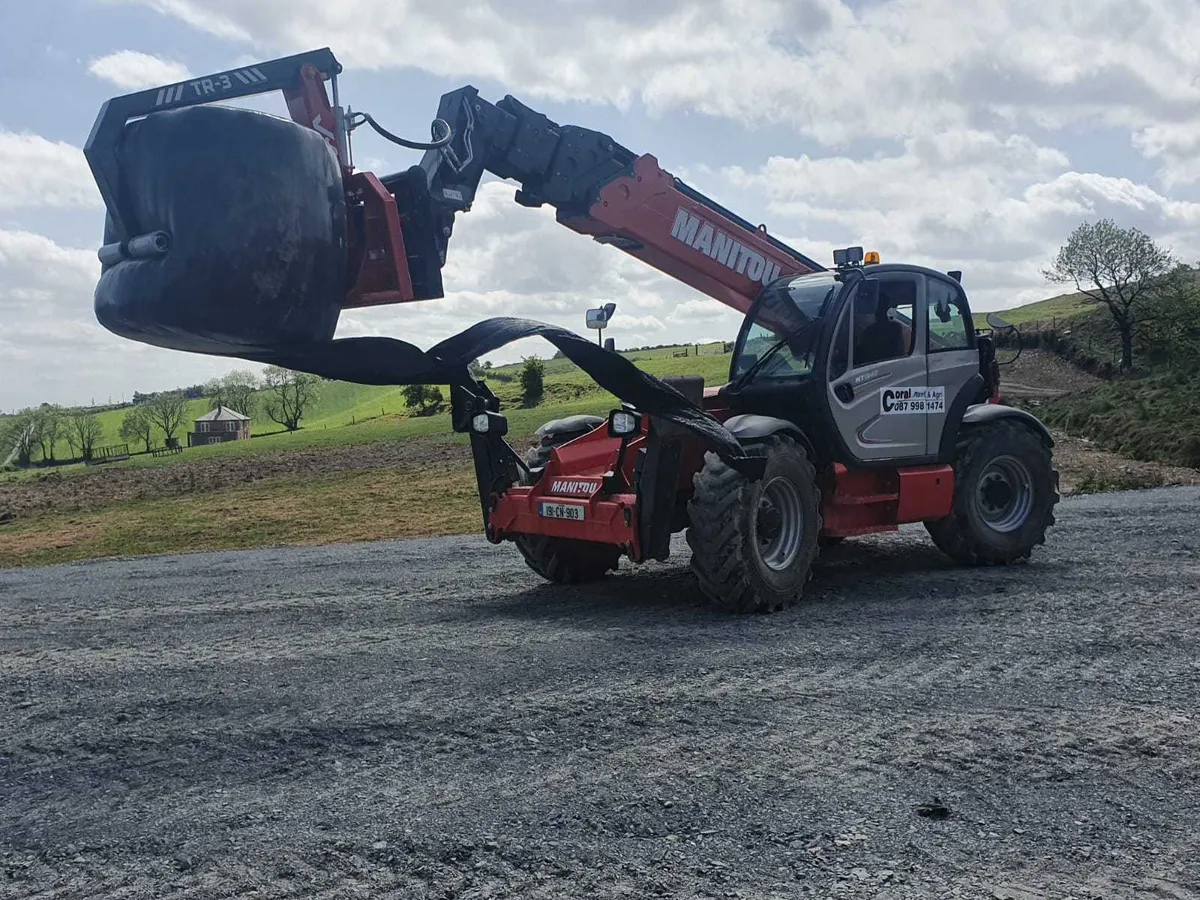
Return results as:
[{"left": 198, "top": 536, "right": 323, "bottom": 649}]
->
[{"left": 3, "top": 0, "right": 1200, "bottom": 411}]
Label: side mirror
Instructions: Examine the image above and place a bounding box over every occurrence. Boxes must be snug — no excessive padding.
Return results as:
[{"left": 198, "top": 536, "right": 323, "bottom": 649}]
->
[
  {"left": 935, "top": 300, "right": 952, "bottom": 324},
  {"left": 986, "top": 312, "right": 1013, "bottom": 330}
]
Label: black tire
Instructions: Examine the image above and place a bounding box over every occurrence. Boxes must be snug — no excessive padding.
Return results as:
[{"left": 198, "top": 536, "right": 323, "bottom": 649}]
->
[
  {"left": 512, "top": 421, "right": 621, "bottom": 585},
  {"left": 925, "top": 420, "right": 1059, "bottom": 565},
  {"left": 514, "top": 534, "right": 622, "bottom": 584},
  {"left": 685, "top": 436, "right": 822, "bottom": 613}
]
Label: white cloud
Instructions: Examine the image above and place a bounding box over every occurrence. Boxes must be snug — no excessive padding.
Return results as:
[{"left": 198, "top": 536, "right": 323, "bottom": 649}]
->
[
  {"left": 125, "top": 0, "right": 1200, "bottom": 151},
  {"left": 7, "top": 2, "right": 1200, "bottom": 407},
  {"left": 87, "top": 50, "right": 193, "bottom": 90},
  {"left": 721, "top": 139, "right": 1200, "bottom": 311},
  {"left": 0, "top": 132, "right": 100, "bottom": 210},
  {"left": 1133, "top": 122, "right": 1200, "bottom": 188}
]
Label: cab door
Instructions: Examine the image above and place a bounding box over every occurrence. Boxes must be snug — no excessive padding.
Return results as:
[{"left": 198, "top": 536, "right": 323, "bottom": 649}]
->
[
  {"left": 826, "top": 273, "right": 929, "bottom": 462},
  {"left": 924, "top": 276, "right": 982, "bottom": 454}
]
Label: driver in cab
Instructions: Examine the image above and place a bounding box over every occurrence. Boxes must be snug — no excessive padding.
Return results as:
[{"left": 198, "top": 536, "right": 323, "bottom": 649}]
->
[{"left": 853, "top": 283, "right": 912, "bottom": 367}]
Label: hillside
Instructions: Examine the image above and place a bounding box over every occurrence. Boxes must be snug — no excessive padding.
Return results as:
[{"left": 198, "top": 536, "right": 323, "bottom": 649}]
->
[
  {"left": 998, "top": 290, "right": 1200, "bottom": 471},
  {"left": 993, "top": 290, "right": 1092, "bottom": 327},
  {"left": 3, "top": 343, "right": 736, "bottom": 478}
]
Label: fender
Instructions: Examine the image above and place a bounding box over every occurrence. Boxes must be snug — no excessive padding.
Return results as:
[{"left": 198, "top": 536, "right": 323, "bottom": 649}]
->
[
  {"left": 954, "top": 403, "right": 1054, "bottom": 448},
  {"left": 723, "top": 414, "right": 815, "bottom": 457},
  {"left": 535, "top": 414, "right": 604, "bottom": 440}
]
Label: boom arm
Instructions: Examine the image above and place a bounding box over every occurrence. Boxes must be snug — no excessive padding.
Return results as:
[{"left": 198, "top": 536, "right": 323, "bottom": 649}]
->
[
  {"left": 84, "top": 47, "right": 824, "bottom": 318},
  {"left": 414, "top": 87, "right": 824, "bottom": 316}
]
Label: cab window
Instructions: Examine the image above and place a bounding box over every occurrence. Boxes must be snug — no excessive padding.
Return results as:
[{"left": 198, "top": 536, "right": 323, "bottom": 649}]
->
[
  {"left": 927, "top": 280, "right": 972, "bottom": 352},
  {"left": 853, "top": 279, "right": 916, "bottom": 368},
  {"left": 829, "top": 306, "right": 851, "bottom": 380}
]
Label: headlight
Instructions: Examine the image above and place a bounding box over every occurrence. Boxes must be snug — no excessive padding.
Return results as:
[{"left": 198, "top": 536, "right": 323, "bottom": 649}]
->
[
  {"left": 609, "top": 410, "right": 641, "bottom": 437},
  {"left": 471, "top": 413, "right": 491, "bottom": 433}
]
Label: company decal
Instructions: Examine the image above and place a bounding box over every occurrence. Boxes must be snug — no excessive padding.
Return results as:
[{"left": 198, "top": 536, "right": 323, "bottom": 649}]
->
[
  {"left": 880, "top": 386, "right": 946, "bottom": 415},
  {"left": 549, "top": 478, "right": 601, "bottom": 496},
  {"left": 669, "top": 207, "right": 782, "bottom": 287}
]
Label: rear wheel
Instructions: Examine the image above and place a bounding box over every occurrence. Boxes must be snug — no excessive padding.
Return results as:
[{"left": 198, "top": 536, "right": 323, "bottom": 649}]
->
[
  {"left": 513, "top": 417, "right": 621, "bottom": 584},
  {"left": 925, "top": 420, "right": 1059, "bottom": 564},
  {"left": 686, "top": 436, "right": 821, "bottom": 613}
]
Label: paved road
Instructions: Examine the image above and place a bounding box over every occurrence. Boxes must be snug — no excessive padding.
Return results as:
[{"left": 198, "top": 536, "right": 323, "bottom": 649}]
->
[{"left": 2, "top": 488, "right": 1199, "bottom": 899}]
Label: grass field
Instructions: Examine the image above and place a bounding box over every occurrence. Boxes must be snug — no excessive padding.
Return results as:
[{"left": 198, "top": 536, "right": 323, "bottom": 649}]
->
[
  {"left": 0, "top": 462, "right": 480, "bottom": 568},
  {"left": 995, "top": 291, "right": 1092, "bottom": 326},
  {"left": 5, "top": 343, "right": 735, "bottom": 481},
  {"left": 1040, "top": 370, "right": 1200, "bottom": 469},
  {"left": 6, "top": 307, "right": 1197, "bottom": 569},
  {"left": 0, "top": 342, "right": 738, "bottom": 567}
]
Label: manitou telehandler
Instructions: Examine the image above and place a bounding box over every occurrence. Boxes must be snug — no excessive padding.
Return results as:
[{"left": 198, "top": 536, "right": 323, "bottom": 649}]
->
[{"left": 84, "top": 48, "right": 1059, "bottom": 613}]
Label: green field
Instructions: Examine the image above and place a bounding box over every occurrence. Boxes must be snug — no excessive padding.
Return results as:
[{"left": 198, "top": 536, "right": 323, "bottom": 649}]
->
[
  {"left": 993, "top": 291, "right": 1093, "bottom": 327},
  {"left": 1, "top": 341, "right": 739, "bottom": 566},
  {"left": 3, "top": 343, "right": 735, "bottom": 481}
]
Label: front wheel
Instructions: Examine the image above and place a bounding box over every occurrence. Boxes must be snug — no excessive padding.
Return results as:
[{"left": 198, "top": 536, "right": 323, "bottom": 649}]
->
[
  {"left": 514, "top": 534, "right": 622, "bottom": 584},
  {"left": 512, "top": 418, "right": 621, "bottom": 585},
  {"left": 686, "top": 436, "right": 822, "bottom": 613},
  {"left": 925, "top": 420, "right": 1059, "bottom": 565}
]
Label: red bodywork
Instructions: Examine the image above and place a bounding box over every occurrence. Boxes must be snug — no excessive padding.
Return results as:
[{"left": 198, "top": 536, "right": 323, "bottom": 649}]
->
[
  {"left": 486, "top": 408, "right": 957, "bottom": 560},
  {"left": 561, "top": 155, "right": 817, "bottom": 317},
  {"left": 283, "top": 62, "right": 418, "bottom": 309}
]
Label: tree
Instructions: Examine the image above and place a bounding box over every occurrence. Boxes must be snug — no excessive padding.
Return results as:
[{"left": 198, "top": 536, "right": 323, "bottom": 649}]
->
[
  {"left": 207, "top": 370, "right": 259, "bottom": 418},
  {"left": 119, "top": 406, "right": 154, "bottom": 453},
  {"left": 520, "top": 356, "right": 545, "bottom": 407},
  {"left": 403, "top": 384, "right": 443, "bottom": 415},
  {"left": 1141, "top": 263, "right": 1200, "bottom": 371},
  {"left": 146, "top": 391, "right": 188, "bottom": 444},
  {"left": 63, "top": 423, "right": 79, "bottom": 460},
  {"left": 1, "top": 410, "right": 38, "bottom": 467},
  {"left": 264, "top": 366, "right": 321, "bottom": 431},
  {"left": 69, "top": 413, "right": 104, "bottom": 461},
  {"left": 35, "top": 405, "right": 63, "bottom": 462},
  {"left": 1044, "top": 219, "right": 1176, "bottom": 371}
]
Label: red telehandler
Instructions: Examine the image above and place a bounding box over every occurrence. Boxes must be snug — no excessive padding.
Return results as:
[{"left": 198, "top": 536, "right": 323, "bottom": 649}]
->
[{"left": 85, "top": 48, "right": 1059, "bottom": 613}]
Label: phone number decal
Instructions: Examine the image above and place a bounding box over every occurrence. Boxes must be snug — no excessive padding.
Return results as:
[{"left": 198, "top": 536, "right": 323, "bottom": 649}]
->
[{"left": 880, "top": 386, "right": 946, "bottom": 415}]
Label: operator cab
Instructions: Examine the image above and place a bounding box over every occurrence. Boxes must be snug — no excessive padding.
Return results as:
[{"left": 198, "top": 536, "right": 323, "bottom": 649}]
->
[{"left": 726, "top": 249, "right": 992, "bottom": 467}]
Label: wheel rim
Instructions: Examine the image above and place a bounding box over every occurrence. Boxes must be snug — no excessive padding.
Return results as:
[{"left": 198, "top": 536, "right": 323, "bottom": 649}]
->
[
  {"left": 973, "top": 455, "right": 1035, "bottom": 533},
  {"left": 755, "top": 476, "right": 804, "bottom": 571}
]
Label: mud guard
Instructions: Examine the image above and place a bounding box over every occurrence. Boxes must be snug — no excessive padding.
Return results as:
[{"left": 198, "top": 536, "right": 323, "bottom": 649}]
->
[
  {"left": 722, "top": 414, "right": 815, "bottom": 458},
  {"left": 958, "top": 404, "right": 1054, "bottom": 446}
]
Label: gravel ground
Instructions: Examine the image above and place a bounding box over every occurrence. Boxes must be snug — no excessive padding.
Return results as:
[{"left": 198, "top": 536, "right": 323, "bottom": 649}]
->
[{"left": 2, "top": 487, "right": 1199, "bottom": 899}]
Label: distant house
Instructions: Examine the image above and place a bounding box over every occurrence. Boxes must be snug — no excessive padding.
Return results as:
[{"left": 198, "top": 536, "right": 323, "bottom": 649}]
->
[{"left": 188, "top": 406, "right": 251, "bottom": 446}]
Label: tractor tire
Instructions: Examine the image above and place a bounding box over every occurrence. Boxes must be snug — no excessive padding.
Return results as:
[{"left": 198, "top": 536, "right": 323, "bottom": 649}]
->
[
  {"left": 514, "top": 534, "right": 622, "bottom": 584},
  {"left": 685, "top": 435, "right": 822, "bottom": 614},
  {"left": 512, "top": 418, "right": 621, "bottom": 585},
  {"left": 924, "top": 420, "right": 1059, "bottom": 565}
]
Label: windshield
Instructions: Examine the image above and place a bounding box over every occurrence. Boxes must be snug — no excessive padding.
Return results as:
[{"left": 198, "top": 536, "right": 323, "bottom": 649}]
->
[{"left": 731, "top": 273, "right": 840, "bottom": 381}]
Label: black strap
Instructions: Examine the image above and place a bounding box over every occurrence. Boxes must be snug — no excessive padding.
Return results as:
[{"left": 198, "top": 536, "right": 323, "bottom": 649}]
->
[{"left": 234, "top": 316, "right": 756, "bottom": 469}]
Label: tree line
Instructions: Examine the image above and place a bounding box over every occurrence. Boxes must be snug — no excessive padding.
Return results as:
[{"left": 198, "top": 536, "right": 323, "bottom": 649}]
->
[{"left": 2, "top": 366, "right": 323, "bottom": 469}]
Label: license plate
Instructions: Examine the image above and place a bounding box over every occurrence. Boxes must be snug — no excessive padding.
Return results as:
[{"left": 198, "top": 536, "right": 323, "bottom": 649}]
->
[{"left": 539, "top": 501, "right": 586, "bottom": 521}]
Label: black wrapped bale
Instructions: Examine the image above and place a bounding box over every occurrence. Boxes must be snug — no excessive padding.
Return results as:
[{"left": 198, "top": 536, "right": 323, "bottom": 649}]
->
[{"left": 94, "top": 105, "right": 346, "bottom": 356}]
